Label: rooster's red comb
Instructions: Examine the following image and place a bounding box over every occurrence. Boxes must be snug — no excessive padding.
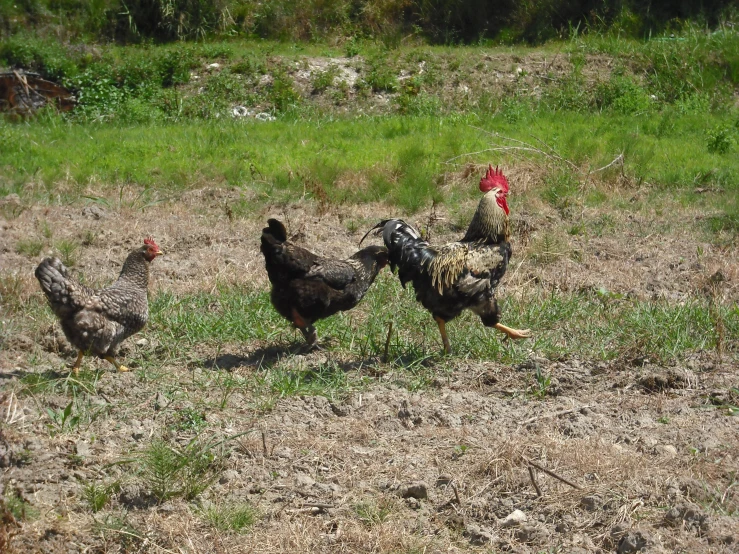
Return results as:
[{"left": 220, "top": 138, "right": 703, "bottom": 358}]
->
[
  {"left": 143, "top": 237, "right": 159, "bottom": 247},
  {"left": 479, "top": 164, "right": 509, "bottom": 194}
]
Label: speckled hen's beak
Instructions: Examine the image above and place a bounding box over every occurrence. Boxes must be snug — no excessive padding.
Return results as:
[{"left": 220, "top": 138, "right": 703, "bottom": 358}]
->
[{"left": 156, "top": 249, "right": 165, "bottom": 256}]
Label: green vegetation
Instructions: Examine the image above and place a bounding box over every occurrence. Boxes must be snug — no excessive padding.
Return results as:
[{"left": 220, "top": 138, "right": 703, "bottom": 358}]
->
[
  {"left": 199, "top": 502, "right": 258, "bottom": 533},
  {"left": 1, "top": 0, "right": 736, "bottom": 44},
  {"left": 146, "top": 278, "right": 738, "bottom": 368}
]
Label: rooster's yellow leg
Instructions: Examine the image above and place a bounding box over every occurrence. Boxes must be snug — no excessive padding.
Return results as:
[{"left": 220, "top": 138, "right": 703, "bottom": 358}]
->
[
  {"left": 434, "top": 316, "right": 452, "bottom": 354},
  {"left": 494, "top": 323, "right": 532, "bottom": 340},
  {"left": 104, "top": 355, "right": 130, "bottom": 372},
  {"left": 71, "top": 351, "right": 84, "bottom": 375}
]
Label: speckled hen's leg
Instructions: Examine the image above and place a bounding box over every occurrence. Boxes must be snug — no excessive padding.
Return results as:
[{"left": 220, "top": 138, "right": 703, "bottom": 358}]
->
[
  {"left": 494, "top": 323, "right": 532, "bottom": 340},
  {"left": 104, "top": 355, "right": 130, "bottom": 372},
  {"left": 434, "top": 316, "right": 452, "bottom": 355},
  {"left": 71, "top": 351, "right": 84, "bottom": 375}
]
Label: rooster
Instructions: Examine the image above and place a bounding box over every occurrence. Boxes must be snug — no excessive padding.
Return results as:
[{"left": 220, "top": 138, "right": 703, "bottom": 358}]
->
[
  {"left": 35, "top": 237, "right": 163, "bottom": 374},
  {"left": 261, "top": 218, "right": 388, "bottom": 347},
  {"left": 361, "top": 165, "right": 530, "bottom": 354}
]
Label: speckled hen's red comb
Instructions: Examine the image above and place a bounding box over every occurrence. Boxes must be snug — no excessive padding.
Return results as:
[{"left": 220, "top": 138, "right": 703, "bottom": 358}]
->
[
  {"left": 143, "top": 237, "right": 159, "bottom": 247},
  {"left": 479, "top": 165, "right": 509, "bottom": 194}
]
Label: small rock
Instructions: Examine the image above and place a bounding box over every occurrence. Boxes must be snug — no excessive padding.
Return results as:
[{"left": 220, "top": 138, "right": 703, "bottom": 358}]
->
[
  {"left": 82, "top": 205, "right": 106, "bottom": 220},
  {"left": 295, "top": 473, "right": 316, "bottom": 488},
  {"left": 219, "top": 469, "right": 239, "bottom": 484},
  {"left": 515, "top": 523, "right": 548, "bottom": 543},
  {"left": 207, "top": 63, "right": 221, "bottom": 70},
  {"left": 75, "top": 440, "right": 90, "bottom": 458},
  {"left": 500, "top": 509, "right": 527, "bottom": 528},
  {"left": 464, "top": 523, "right": 494, "bottom": 545},
  {"left": 659, "top": 444, "right": 678, "bottom": 456},
  {"left": 330, "top": 403, "right": 351, "bottom": 417},
  {"left": 400, "top": 481, "right": 428, "bottom": 500},
  {"left": 436, "top": 474, "right": 453, "bottom": 487},
  {"left": 135, "top": 338, "right": 149, "bottom": 347},
  {"left": 405, "top": 497, "right": 421, "bottom": 509},
  {"left": 617, "top": 531, "right": 649, "bottom": 553},
  {"left": 580, "top": 495, "right": 601, "bottom": 512}
]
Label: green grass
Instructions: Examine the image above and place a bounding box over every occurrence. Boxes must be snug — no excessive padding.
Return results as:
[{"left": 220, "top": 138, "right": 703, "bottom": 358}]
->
[
  {"left": 1, "top": 111, "right": 738, "bottom": 216},
  {"left": 147, "top": 277, "right": 738, "bottom": 367},
  {"left": 200, "top": 502, "right": 258, "bottom": 533}
]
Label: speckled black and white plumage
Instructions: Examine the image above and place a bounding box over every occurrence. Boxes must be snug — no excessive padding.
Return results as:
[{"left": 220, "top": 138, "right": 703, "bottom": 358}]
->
[
  {"left": 35, "top": 244, "right": 157, "bottom": 360},
  {"left": 362, "top": 176, "right": 529, "bottom": 352},
  {"left": 366, "top": 214, "right": 511, "bottom": 327},
  {"left": 260, "top": 218, "right": 388, "bottom": 345}
]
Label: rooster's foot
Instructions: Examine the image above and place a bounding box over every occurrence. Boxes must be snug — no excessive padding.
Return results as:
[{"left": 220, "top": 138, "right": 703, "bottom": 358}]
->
[
  {"left": 494, "top": 323, "right": 532, "bottom": 340},
  {"left": 70, "top": 351, "right": 84, "bottom": 375},
  {"left": 104, "top": 355, "right": 130, "bottom": 372},
  {"left": 434, "top": 316, "right": 452, "bottom": 355}
]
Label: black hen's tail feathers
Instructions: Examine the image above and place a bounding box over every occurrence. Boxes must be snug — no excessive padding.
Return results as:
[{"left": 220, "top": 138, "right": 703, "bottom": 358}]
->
[{"left": 264, "top": 218, "right": 288, "bottom": 243}]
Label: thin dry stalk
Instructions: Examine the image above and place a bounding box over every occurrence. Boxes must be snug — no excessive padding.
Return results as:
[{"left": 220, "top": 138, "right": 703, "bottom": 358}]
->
[
  {"left": 528, "top": 465, "right": 543, "bottom": 497},
  {"left": 524, "top": 458, "right": 582, "bottom": 490}
]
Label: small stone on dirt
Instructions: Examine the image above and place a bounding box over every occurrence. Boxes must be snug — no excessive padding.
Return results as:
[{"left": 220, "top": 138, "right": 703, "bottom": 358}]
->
[
  {"left": 135, "top": 338, "right": 149, "bottom": 347},
  {"left": 500, "top": 509, "right": 527, "bottom": 528},
  {"left": 617, "top": 530, "right": 649, "bottom": 553},
  {"left": 400, "top": 481, "right": 428, "bottom": 500},
  {"left": 219, "top": 469, "right": 239, "bottom": 484},
  {"left": 436, "top": 474, "right": 453, "bottom": 487},
  {"left": 464, "top": 523, "right": 494, "bottom": 545},
  {"left": 75, "top": 440, "right": 90, "bottom": 458},
  {"left": 580, "top": 495, "right": 601, "bottom": 512},
  {"left": 330, "top": 403, "right": 351, "bottom": 417},
  {"left": 296, "top": 473, "right": 316, "bottom": 488},
  {"left": 664, "top": 502, "right": 709, "bottom": 531},
  {"left": 82, "top": 205, "right": 106, "bottom": 220}
]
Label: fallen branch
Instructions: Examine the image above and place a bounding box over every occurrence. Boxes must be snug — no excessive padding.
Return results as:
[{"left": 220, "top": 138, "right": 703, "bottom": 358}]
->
[
  {"left": 528, "top": 466, "right": 543, "bottom": 497},
  {"left": 524, "top": 458, "right": 582, "bottom": 490},
  {"left": 452, "top": 482, "right": 463, "bottom": 507}
]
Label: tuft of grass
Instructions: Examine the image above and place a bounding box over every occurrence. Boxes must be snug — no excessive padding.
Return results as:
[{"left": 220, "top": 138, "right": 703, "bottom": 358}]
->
[
  {"left": 355, "top": 499, "right": 394, "bottom": 528},
  {"left": 200, "top": 502, "right": 258, "bottom": 533},
  {"left": 54, "top": 239, "right": 80, "bottom": 267},
  {"left": 133, "top": 436, "right": 227, "bottom": 502},
  {"left": 3, "top": 490, "right": 38, "bottom": 521},
  {"left": 83, "top": 481, "right": 120, "bottom": 513},
  {"left": 15, "top": 238, "right": 44, "bottom": 257}
]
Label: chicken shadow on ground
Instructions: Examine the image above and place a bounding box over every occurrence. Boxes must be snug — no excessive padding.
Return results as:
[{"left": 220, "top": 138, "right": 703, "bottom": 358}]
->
[{"left": 201, "top": 343, "right": 303, "bottom": 371}]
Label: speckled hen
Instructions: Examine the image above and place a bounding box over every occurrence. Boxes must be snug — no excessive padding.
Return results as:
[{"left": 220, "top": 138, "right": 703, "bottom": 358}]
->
[
  {"left": 261, "top": 218, "right": 388, "bottom": 346},
  {"left": 34, "top": 237, "right": 163, "bottom": 374}
]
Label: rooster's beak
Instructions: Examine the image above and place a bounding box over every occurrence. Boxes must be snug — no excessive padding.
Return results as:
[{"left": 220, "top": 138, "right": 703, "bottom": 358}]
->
[{"left": 156, "top": 249, "right": 165, "bottom": 256}]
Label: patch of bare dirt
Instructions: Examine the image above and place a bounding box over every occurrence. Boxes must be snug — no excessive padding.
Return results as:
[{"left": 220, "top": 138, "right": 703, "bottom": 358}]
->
[{"left": 1, "top": 180, "right": 737, "bottom": 553}]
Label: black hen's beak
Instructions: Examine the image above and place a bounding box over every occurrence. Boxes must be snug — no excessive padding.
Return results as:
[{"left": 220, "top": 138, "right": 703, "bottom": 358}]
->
[{"left": 359, "top": 220, "right": 389, "bottom": 246}]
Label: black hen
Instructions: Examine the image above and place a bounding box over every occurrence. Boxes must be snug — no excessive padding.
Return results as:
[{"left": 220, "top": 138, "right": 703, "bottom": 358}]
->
[{"left": 260, "top": 218, "right": 389, "bottom": 346}]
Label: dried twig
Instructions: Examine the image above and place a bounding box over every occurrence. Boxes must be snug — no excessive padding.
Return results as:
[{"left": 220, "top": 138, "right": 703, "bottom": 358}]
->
[
  {"left": 528, "top": 465, "right": 542, "bottom": 497},
  {"left": 524, "top": 458, "right": 582, "bottom": 490},
  {"left": 261, "top": 430, "right": 268, "bottom": 456},
  {"left": 590, "top": 153, "right": 624, "bottom": 174},
  {"left": 451, "top": 482, "right": 463, "bottom": 507}
]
